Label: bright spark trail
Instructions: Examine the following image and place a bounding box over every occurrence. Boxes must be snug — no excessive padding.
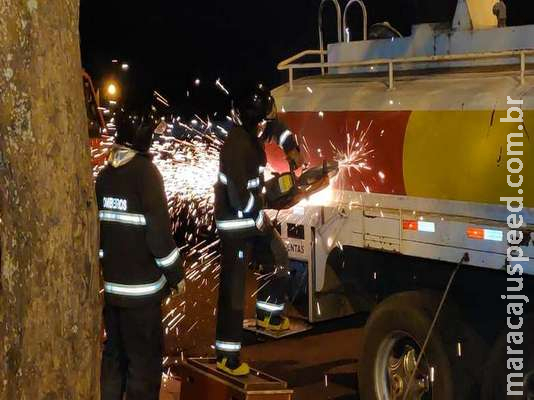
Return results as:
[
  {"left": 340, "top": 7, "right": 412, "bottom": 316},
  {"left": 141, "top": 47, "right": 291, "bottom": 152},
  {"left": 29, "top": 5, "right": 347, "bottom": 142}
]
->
[
  {"left": 330, "top": 120, "right": 375, "bottom": 193},
  {"left": 150, "top": 128, "right": 222, "bottom": 354}
]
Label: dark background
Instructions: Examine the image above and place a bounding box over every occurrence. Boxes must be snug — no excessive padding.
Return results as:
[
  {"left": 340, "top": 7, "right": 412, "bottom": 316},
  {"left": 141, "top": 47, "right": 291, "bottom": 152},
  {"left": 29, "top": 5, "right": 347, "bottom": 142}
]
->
[{"left": 80, "top": 0, "right": 533, "bottom": 117}]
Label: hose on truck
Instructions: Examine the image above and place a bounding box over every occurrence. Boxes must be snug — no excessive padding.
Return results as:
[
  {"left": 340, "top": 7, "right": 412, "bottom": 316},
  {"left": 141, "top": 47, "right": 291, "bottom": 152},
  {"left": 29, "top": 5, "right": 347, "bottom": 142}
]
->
[{"left": 402, "top": 252, "right": 470, "bottom": 400}]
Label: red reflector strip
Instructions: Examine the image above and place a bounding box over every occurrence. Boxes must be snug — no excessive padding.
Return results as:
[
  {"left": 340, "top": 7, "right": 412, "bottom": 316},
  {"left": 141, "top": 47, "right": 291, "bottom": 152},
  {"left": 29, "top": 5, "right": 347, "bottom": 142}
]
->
[
  {"left": 466, "top": 227, "right": 484, "bottom": 240},
  {"left": 466, "top": 227, "right": 502, "bottom": 241},
  {"left": 403, "top": 220, "right": 417, "bottom": 231},
  {"left": 403, "top": 220, "right": 435, "bottom": 233}
]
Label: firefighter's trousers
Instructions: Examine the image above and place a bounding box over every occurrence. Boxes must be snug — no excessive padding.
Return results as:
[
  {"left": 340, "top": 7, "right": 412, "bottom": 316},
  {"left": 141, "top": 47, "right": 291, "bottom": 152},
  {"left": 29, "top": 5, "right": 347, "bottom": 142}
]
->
[
  {"left": 101, "top": 302, "right": 163, "bottom": 400},
  {"left": 215, "top": 225, "right": 290, "bottom": 359}
]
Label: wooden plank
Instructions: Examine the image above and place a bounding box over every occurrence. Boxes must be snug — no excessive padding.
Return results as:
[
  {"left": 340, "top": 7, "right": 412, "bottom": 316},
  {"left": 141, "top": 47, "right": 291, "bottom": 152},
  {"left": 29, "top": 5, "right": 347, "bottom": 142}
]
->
[
  {"left": 243, "top": 318, "right": 312, "bottom": 339},
  {"left": 172, "top": 358, "right": 293, "bottom": 400}
]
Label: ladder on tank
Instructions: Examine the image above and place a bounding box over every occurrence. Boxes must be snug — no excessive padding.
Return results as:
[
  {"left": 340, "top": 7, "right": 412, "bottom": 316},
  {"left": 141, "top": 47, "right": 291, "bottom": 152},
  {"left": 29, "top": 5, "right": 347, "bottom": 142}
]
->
[
  {"left": 282, "top": 0, "right": 534, "bottom": 91},
  {"left": 318, "top": 0, "right": 369, "bottom": 74}
]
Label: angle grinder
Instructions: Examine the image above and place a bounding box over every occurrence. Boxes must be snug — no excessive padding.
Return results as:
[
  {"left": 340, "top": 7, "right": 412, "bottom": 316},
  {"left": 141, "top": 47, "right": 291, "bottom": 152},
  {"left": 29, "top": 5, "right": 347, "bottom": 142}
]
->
[{"left": 264, "top": 160, "right": 339, "bottom": 210}]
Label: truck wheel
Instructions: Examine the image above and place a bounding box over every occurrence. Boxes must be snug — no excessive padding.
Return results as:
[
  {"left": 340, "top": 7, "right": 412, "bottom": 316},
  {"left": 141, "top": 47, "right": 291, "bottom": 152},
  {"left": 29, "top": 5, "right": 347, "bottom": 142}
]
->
[
  {"left": 481, "top": 314, "right": 534, "bottom": 400},
  {"left": 358, "top": 290, "right": 486, "bottom": 400}
]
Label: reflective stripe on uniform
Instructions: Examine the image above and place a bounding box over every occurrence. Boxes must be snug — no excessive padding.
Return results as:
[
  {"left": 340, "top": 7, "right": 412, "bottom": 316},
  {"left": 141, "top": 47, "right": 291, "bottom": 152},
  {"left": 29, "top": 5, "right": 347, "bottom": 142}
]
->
[
  {"left": 220, "top": 172, "right": 259, "bottom": 190},
  {"left": 216, "top": 218, "right": 256, "bottom": 231},
  {"left": 216, "top": 211, "right": 265, "bottom": 232},
  {"left": 219, "top": 172, "right": 228, "bottom": 185},
  {"left": 155, "top": 247, "right": 180, "bottom": 268},
  {"left": 215, "top": 340, "right": 241, "bottom": 352},
  {"left": 243, "top": 193, "right": 255, "bottom": 213},
  {"left": 99, "top": 210, "right": 146, "bottom": 226},
  {"left": 256, "top": 301, "right": 285, "bottom": 313},
  {"left": 104, "top": 275, "right": 167, "bottom": 296},
  {"left": 99, "top": 249, "right": 104, "bottom": 259},
  {"left": 247, "top": 177, "right": 260, "bottom": 189},
  {"left": 255, "top": 210, "right": 265, "bottom": 230},
  {"left": 279, "top": 130, "right": 293, "bottom": 147}
]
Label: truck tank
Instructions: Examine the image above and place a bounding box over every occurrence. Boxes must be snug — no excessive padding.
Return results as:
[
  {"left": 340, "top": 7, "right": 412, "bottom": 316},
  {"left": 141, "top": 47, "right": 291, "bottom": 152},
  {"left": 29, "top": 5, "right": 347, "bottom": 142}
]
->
[
  {"left": 271, "top": 74, "right": 533, "bottom": 208},
  {"left": 268, "top": 2, "right": 534, "bottom": 210}
]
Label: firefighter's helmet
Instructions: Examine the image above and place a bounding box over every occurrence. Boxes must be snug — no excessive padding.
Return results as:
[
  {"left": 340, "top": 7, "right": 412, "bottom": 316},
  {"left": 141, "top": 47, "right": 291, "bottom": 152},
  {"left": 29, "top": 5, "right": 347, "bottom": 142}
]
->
[
  {"left": 232, "top": 83, "right": 274, "bottom": 130},
  {"left": 115, "top": 113, "right": 154, "bottom": 153}
]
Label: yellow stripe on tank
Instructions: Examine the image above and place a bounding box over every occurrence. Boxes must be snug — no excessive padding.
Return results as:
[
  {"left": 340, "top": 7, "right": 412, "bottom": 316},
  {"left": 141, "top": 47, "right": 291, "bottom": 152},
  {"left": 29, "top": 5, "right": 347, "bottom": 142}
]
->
[{"left": 403, "top": 110, "right": 533, "bottom": 207}]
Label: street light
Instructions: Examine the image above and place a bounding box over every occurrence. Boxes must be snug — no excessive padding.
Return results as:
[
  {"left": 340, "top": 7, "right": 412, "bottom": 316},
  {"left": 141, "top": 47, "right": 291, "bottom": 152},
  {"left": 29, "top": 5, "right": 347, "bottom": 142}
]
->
[{"left": 107, "top": 83, "right": 118, "bottom": 97}]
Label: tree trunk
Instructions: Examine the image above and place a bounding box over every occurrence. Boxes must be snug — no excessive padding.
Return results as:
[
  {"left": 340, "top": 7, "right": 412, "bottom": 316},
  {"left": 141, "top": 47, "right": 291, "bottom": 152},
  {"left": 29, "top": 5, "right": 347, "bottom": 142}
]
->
[{"left": 0, "top": 1, "right": 101, "bottom": 399}]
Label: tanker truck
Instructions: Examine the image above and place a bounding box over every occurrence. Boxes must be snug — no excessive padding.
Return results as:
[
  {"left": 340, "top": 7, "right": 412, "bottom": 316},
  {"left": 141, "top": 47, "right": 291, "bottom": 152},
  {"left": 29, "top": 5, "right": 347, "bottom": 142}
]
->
[{"left": 265, "top": 0, "right": 534, "bottom": 398}]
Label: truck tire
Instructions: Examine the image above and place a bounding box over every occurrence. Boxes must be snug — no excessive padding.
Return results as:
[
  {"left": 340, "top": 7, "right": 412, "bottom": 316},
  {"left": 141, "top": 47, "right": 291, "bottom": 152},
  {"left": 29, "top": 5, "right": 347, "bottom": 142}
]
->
[
  {"left": 358, "top": 290, "right": 486, "bottom": 400},
  {"left": 481, "top": 314, "right": 534, "bottom": 400}
]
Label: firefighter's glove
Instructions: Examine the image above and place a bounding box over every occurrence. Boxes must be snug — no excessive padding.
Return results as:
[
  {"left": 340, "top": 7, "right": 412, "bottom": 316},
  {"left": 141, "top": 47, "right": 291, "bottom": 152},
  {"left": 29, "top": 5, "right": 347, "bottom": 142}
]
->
[{"left": 287, "top": 148, "right": 304, "bottom": 170}]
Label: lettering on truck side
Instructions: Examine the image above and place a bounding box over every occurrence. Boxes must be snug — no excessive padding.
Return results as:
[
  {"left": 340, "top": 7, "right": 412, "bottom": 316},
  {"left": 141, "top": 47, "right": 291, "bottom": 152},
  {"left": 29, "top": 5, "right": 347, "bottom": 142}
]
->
[{"left": 286, "top": 241, "right": 305, "bottom": 255}]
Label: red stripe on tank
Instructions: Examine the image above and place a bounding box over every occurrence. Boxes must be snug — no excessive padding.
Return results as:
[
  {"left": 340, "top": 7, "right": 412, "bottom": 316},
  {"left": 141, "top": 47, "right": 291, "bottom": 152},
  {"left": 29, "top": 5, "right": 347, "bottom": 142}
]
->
[{"left": 265, "top": 111, "right": 410, "bottom": 196}]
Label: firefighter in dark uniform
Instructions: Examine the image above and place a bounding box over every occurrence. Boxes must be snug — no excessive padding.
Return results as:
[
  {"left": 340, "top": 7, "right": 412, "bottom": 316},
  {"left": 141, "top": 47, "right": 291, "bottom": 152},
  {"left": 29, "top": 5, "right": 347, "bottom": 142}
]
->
[
  {"left": 214, "top": 85, "right": 303, "bottom": 376},
  {"left": 96, "top": 116, "right": 185, "bottom": 399}
]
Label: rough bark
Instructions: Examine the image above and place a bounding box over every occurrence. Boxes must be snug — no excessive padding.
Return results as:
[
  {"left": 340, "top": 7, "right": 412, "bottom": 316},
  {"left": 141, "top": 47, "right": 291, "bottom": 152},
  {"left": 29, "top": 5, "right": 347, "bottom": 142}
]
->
[{"left": 0, "top": 1, "right": 101, "bottom": 399}]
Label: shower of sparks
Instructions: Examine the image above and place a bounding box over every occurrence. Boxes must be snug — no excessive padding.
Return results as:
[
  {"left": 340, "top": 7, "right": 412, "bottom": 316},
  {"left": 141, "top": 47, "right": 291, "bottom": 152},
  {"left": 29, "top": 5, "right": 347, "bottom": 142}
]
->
[
  {"left": 156, "top": 128, "right": 222, "bottom": 352},
  {"left": 91, "top": 102, "right": 385, "bottom": 357},
  {"left": 330, "top": 121, "right": 375, "bottom": 192},
  {"left": 92, "top": 118, "right": 224, "bottom": 354}
]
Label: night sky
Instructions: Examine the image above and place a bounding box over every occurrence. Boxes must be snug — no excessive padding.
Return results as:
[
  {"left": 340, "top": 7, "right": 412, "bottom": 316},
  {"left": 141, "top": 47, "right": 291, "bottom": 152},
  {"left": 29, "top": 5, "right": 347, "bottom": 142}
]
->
[{"left": 80, "top": 0, "right": 533, "bottom": 117}]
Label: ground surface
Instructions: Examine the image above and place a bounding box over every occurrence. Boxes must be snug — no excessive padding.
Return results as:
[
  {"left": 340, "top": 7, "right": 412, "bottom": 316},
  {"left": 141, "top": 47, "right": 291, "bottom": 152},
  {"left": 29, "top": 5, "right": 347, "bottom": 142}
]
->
[
  {"left": 243, "top": 315, "right": 366, "bottom": 400},
  {"left": 161, "top": 314, "right": 367, "bottom": 400}
]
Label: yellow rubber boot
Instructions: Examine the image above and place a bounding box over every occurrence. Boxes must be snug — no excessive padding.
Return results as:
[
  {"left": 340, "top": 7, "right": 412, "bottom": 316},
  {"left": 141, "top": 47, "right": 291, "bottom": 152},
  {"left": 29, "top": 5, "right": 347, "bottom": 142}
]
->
[
  {"left": 216, "top": 358, "right": 250, "bottom": 376},
  {"left": 256, "top": 315, "right": 290, "bottom": 331}
]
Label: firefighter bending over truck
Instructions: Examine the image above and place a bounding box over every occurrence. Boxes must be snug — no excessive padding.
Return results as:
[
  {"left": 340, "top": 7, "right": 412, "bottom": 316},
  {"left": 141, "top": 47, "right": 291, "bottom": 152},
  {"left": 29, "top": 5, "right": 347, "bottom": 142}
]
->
[
  {"left": 214, "top": 84, "right": 304, "bottom": 376},
  {"left": 96, "top": 115, "right": 185, "bottom": 400}
]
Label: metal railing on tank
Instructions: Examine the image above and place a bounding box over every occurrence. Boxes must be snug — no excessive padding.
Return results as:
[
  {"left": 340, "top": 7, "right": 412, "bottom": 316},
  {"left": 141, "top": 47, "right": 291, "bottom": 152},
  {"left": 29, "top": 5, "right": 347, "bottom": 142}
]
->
[{"left": 278, "top": 49, "right": 534, "bottom": 91}]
